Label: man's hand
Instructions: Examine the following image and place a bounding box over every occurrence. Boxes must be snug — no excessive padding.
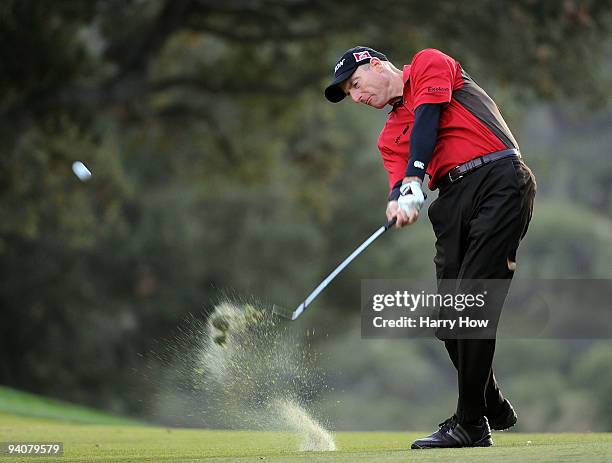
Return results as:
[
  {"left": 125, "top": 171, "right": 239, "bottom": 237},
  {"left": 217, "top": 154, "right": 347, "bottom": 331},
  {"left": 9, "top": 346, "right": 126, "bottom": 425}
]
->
[
  {"left": 388, "top": 177, "right": 425, "bottom": 228},
  {"left": 386, "top": 198, "right": 419, "bottom": 228}
]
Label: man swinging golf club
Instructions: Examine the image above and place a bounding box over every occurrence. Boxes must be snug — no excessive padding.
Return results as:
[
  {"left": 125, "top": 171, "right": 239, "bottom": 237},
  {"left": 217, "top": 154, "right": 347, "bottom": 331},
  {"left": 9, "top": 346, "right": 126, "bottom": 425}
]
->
[{"left": 325, "top": 47, "right": 536, "bottom": 449}]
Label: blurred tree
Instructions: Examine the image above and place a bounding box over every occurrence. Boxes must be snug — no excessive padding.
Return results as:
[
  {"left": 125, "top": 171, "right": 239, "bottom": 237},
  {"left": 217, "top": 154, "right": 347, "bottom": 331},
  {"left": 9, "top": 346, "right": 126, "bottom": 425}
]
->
[{"left": 1, "top": 0, "right": 611, "bottom": 421}]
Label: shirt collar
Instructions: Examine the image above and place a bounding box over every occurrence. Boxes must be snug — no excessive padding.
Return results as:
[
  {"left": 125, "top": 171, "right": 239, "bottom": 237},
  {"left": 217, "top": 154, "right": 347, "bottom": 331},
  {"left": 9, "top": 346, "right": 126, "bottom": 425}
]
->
[
  {"left": 388, "top": 65, "right": 411, "bottom": 113},
  {"left": 403, "top": 64, "right": 411, "bottom": 85}
]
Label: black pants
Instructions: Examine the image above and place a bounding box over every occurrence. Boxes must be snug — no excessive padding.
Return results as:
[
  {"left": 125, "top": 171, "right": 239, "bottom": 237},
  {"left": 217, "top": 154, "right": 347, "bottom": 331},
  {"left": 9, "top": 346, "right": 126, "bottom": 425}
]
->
[{"left": 428, "top": 157, "right": 536, "bottom": 425}]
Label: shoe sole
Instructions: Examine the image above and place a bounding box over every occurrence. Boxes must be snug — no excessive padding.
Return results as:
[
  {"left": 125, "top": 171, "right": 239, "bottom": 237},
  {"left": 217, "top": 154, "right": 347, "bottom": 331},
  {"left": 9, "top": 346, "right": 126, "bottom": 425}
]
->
[
  {"left": 488, "top": 400, "right": 518, "bottom": 431},
  {"left": 489, "top": 413, "right": 517, "bottom": 431},
  {"left": 473, "top": 436, "right": 494, "bottom": 447},
  {"left": 411, "top": 437, "right": 493, "bottom": 449}
]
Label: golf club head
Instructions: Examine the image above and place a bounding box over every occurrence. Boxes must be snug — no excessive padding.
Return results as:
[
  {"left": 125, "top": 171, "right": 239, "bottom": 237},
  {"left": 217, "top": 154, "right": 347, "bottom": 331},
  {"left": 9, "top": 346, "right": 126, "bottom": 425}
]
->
[{"left": 271, "top": 304, "right": 293, "bottom": 320}]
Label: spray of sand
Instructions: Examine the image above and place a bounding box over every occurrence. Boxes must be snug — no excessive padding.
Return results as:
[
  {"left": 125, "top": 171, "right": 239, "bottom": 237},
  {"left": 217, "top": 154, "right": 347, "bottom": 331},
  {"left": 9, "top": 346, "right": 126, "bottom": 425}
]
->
[
  {"left": 195, "top": 301, "right": 335, "bottom": 451},
  {"left": 274, "top": 398, "right": 336, "bottom": 451}
]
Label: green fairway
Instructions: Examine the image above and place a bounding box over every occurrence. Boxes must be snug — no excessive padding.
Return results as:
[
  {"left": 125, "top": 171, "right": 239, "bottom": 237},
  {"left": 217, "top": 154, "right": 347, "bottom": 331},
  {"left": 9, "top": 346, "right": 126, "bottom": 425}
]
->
[
  {"left": 0, "top": 386, "right": 140, "bottom": 426},
  {"left": 1, "top": 386, "right": 610, "bottom": 462},
  {"left": 1, "top": 412, "right": 611, "bottom": 463}
]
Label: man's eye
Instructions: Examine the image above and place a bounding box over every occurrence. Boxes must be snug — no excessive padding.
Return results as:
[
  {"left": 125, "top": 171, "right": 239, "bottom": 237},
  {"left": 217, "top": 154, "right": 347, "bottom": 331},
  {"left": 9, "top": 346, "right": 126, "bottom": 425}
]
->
[{"left": 353, "top": 82, "right": 359, "bottom": 89}]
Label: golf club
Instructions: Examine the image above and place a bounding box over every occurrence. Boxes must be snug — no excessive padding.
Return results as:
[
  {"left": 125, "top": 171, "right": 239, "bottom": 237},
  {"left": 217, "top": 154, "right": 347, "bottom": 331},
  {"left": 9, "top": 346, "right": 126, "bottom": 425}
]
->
[{"left": 274, "top": 217, "right": 397, "bottom": 321}]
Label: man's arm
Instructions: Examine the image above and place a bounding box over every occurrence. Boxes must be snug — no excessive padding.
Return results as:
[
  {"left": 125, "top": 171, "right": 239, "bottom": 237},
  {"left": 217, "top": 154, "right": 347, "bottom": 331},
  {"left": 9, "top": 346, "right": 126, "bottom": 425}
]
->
[
  {"left": 388, "top": 103, "right": 442, "bottom": 228},
  {"left": 388, "top": 103, "right": 442, "bottom": 201},
  {"left": 404, "top": 103, "right": 441, "bottom": 180}
]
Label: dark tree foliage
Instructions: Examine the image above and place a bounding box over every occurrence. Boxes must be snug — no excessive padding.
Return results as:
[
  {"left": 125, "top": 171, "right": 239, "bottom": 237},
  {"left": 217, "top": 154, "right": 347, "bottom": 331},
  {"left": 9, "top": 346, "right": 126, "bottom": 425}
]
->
[{"left": 0, "top": 0, "right": 611, "bottom": 419}]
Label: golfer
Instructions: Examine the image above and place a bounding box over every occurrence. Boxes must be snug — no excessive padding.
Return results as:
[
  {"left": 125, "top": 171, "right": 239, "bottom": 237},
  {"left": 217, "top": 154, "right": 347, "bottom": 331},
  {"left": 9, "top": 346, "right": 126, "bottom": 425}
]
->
[{"left": 325, "top": 47, "right": 536, "bottom": 449}]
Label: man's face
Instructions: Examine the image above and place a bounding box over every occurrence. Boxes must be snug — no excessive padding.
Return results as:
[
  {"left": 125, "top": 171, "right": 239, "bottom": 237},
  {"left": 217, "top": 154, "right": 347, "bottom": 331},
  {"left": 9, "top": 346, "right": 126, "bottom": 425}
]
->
[{"left": 341, "top": 59, "right": 392, "bottom": 109}]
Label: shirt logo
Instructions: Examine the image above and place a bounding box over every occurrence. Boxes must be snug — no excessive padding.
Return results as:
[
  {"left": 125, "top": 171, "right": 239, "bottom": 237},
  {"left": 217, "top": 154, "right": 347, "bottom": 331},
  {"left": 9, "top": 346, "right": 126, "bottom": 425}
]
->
[
  {"left": 334, "top": 58, "right": 345, "bottom": 73},
  {"left": 353, "top": 51, "right": 371, "bottom": 62},
  {"left": 414, "top": 161, "right": 425, "bottom": 170},
  {"left": 427, "top": 86, "right": 449, "bottom": 93}
]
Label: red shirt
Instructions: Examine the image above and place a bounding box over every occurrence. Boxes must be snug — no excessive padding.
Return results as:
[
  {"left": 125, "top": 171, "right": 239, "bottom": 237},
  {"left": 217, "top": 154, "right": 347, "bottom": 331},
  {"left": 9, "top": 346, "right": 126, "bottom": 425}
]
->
[{"left": 377, "top": 48, "right": 519, "bottom": 191}]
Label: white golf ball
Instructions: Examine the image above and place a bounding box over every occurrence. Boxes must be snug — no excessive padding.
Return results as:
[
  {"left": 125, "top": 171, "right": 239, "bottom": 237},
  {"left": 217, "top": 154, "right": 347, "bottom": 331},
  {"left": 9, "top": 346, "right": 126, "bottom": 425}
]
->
[{"left": 72, "top": 161, "right": 92, "bottom": 181}]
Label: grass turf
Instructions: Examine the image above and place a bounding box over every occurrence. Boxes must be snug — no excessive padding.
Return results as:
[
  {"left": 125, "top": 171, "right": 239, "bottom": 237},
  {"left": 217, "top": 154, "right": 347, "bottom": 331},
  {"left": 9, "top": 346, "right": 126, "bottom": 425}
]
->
[
  {"left": 1, "top": 413, "right": 611, "bottom": 463},
  {"left": 1, "top": 387, "right": 610, "bottom": 462},
  {"left": 0, "top": 386, "right": 140, "bottom": 425}
]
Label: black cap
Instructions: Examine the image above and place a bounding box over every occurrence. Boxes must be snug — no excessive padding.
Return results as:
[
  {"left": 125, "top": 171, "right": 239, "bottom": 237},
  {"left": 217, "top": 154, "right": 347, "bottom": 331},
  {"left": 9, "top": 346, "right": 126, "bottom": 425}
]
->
[{"left": 324, "top": 46, "right": 388, "bottom": 103}]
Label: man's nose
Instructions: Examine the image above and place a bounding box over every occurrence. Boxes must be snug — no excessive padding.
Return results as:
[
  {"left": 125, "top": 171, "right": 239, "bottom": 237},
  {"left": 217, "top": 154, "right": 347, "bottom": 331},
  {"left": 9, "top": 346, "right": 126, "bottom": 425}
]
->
[{"left": 350, "top": 90, "right": 360, "bottom": 103}]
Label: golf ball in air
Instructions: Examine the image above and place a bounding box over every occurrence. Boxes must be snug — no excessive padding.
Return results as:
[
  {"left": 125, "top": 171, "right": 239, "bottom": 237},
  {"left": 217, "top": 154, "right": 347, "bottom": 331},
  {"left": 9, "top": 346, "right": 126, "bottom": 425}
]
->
[{"left": 72, "top": 161, "right": 92, "bottom": 181}]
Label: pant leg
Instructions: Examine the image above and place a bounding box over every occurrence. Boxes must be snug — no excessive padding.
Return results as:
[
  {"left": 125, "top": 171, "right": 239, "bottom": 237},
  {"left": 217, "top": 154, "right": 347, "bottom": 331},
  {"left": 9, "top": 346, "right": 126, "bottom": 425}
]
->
[
  {"left": 443, "top": 338, "right": 504, "bottom": 414},
  {"left": 429, "top": 181, "right": 507, "bottom": 417},
  {"left": 428, "top": 187, "right": 463, "bottom": 397},
  {"left": 430, "top": 158, "right": 535, "bottom": 424},
  {"left": 453, "top": 158, "right": 536, "bottom": 424}
]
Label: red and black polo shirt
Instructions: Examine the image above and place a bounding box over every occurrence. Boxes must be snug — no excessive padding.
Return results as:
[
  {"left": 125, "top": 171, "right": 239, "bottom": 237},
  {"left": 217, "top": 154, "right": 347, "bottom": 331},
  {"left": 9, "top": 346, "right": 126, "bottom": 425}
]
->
[{"left": 377, "top": 48, "right": 519, "bottom": 191}]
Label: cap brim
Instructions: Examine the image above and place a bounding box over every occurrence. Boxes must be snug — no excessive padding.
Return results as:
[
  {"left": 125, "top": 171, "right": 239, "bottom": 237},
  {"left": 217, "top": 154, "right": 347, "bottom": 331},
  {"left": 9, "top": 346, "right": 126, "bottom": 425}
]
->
[
  {"left": 324, "top": 68, "right": 356, "bottom": 103},
  {"left": 325, "top": 84, "right": 346, "bottom": 103}
]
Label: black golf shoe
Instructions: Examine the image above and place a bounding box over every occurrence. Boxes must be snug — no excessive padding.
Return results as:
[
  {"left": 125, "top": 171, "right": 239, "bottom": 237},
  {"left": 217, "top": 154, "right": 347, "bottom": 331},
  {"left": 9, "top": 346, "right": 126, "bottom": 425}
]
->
[
  {"left": 486, "top": 399, "right": 517, "bottom": 431},
  {"left": 411, "top": 416, "right": 493, "bottom": 449}
]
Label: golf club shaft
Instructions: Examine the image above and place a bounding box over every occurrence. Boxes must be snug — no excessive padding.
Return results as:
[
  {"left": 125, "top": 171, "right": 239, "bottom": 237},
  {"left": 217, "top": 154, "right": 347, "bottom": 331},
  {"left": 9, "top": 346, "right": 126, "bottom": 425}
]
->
[{"left": 291, "top": 217, "right": 397, "bottom": 320}]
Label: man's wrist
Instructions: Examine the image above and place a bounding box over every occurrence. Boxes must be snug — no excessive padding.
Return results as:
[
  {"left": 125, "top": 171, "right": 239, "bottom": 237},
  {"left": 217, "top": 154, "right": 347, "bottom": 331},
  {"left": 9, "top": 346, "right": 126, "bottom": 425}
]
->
[{"left": 402, "top": 176, "right": 423, "bottom": 186}]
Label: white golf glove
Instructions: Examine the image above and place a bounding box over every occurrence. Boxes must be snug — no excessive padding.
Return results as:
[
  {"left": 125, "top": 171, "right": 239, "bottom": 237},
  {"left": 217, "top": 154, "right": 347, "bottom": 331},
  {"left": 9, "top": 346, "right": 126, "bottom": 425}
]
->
[{"left": 398, "top": 180, "right": 426, "bottom": 214}]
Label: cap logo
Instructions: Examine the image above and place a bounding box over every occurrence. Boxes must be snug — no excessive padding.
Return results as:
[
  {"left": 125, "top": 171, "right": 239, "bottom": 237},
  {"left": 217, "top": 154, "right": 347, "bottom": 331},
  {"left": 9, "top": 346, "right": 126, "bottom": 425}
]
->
[
  {"left": 334, "top": 58, "right": 345, "bottom": 73},
  {"left": 353, "top": 51, "right": 372, "bottom": 62}
]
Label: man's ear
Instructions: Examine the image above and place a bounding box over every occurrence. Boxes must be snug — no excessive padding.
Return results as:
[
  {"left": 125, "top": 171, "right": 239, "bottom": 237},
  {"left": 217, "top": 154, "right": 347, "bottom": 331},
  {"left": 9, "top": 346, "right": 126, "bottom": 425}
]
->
[{"left": 370, "top": 57, "right": 384, "bottom": 72}]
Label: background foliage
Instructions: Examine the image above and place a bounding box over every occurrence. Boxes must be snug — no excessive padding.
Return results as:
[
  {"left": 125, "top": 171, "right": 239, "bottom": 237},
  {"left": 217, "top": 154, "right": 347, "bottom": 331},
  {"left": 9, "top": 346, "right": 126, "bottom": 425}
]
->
[{"left": 1, "top": 0, "right": 611, "bottom": 431}]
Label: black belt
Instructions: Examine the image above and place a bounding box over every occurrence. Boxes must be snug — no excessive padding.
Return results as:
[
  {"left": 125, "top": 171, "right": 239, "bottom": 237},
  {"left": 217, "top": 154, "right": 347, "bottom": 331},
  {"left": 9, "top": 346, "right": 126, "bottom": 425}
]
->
[{"left": 436, "top": 148, "right": 521, "bottom": 190}]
